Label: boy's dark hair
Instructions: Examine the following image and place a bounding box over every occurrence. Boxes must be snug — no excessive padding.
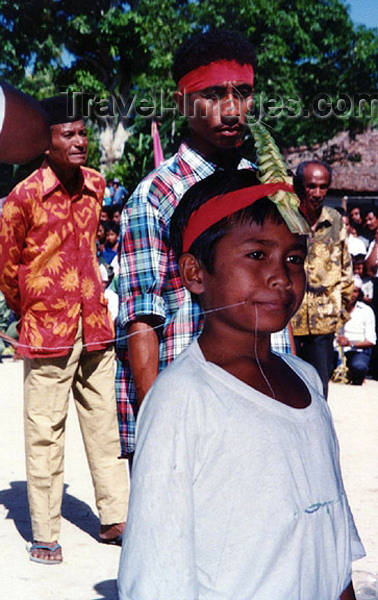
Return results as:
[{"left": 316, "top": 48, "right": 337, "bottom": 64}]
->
[
  {"left": 172, "top": 29, "right": 255, "bottom": 84},
  {"left": 170, "top": 169, "right": 285, "bottom": 273},
  {"left": 105, "top": 221, "right": 120, "bottom": 235},
  {"left": 101, "top": 205, "right": 113, "bottom": 219},
  {"left": 293, "top": 160, "right": 332, "bottom": 199},
  {"left": 365, "top": 206, "right": 378, "bottom": 219}
]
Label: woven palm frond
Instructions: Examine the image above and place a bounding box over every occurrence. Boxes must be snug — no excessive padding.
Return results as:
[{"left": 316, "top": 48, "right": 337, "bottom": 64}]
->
[
  {"left": 331, "top": 356, "right": 350, "bottom": 384},
  {"left": 248, "top": 119, "right": 310, "bottom": 235}
]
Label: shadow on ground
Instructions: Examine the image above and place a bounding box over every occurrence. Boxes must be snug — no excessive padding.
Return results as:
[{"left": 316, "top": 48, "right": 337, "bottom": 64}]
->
[
  {"left": 354, "top": 570, "right": 378, "bottom": 600},
  {"left": 92, "top": 579, "right": 118, "bottom": 600},
  {"left": 0, "top": 480, "right": 99, "bottom": 541}
]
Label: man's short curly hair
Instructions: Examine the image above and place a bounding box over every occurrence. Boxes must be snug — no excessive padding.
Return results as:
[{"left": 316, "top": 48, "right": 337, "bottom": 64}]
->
[{"left": 172, "top": 29, "right": 255, "bottom": 84}]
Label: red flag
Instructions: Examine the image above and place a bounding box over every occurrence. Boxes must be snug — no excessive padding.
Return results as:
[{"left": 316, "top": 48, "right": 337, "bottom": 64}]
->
[{"left": 152, "top": 121, "right": 164, "bottom": 168}]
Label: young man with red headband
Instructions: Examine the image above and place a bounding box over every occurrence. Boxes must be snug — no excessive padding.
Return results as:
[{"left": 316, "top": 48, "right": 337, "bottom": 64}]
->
[
  {"left": 116, "top": 29, "right": 292, "bottom": 459},
  {"left": 118, "top": 169, "right": 364, "bottom": 600}
]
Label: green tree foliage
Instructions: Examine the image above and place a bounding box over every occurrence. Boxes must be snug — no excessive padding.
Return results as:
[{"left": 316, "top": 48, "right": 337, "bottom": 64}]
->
[{"left": 1, "top": 0, "right": 377, "bottom": 190}]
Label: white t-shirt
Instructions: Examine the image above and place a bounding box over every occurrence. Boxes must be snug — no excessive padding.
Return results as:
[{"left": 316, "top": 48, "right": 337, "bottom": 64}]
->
[
  {"left": 0, "top": 85, "right": 5, "bottom": 136},
  {"left": 348, "top": 234, "right": 366, "bottom": 257},
  {"left": 118, "top": 341, "right": 365, "bottom": 600},
  {"left": 343, "top": 300, "right": 376, "bottom": 350},
  {"left": 104, "top": 287, "right": 118, "bottom": 322}
]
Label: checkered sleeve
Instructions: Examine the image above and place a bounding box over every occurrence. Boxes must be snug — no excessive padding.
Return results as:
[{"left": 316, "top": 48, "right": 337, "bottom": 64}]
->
[{"left": 118, "top": 188, "right": 169, "bottom": 329}]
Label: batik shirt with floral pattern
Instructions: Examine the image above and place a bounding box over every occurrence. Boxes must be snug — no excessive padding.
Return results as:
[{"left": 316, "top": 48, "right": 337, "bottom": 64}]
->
[
  {"left": 0, "top": 161, "right": 114, "bottom": 358},
  {"left": 291, "top": 206, "right": 353, "bottom": 335}
]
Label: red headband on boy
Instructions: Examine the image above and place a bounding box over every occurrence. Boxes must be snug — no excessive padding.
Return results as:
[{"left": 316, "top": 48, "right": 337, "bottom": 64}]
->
[
  {"left": 178, "top": 60, "right": 254, "bottom": 94},
  {"left": 182, "top": 182, "right": 295, "bottom": 253}
]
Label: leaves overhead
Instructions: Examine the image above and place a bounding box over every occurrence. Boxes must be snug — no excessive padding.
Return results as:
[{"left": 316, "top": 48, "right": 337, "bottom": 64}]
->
[{"left": 1, "top": 0, "right": 377, "bottom": 187}]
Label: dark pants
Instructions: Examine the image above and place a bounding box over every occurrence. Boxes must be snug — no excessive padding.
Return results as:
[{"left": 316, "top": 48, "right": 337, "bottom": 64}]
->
[
  {"left": 294, "top": 333, "right": 335, "bottom": 399},
  {"left": 345, "top": 349, "right": 372, "bottom": 384}
]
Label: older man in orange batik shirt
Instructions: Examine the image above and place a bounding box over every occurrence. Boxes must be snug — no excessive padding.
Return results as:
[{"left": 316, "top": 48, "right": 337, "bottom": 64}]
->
[{"left": 0, "top": 96, "right": 128, "bottom": 565}]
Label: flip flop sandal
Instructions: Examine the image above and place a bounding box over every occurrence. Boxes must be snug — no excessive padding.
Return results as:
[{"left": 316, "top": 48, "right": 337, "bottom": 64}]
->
[
  {"left": 27, "top": 542, "right": 63, "bottom": 565},
  {"left": 99, "top": 535, "right": 123, "bottom": 546}
]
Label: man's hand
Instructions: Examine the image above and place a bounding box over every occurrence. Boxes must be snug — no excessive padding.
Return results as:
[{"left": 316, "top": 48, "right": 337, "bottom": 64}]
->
[{"left": 337, "top": 334, "right": 349, "bottom": 347}]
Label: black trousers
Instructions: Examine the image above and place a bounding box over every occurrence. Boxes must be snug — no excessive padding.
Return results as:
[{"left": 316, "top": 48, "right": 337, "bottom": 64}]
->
[{"left": 294, "top": 333, "right": 335, "bottom": 400}]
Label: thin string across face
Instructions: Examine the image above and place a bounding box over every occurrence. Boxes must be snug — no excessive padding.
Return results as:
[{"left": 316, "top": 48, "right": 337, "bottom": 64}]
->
[
  {"left": 253, "top": 303, "right": 276, "bottom": 400},
  {"left": 9, "top": 300, "right": 249, "bottom": 352}
]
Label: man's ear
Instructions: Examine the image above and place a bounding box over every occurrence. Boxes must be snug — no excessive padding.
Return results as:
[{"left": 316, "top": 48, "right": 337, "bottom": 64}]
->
[
  {"left": 179, "top": 253, "right": 205, "bottom": 295},
  {"left": 173, "top": 91, "right": 185, "bottom": 116}
]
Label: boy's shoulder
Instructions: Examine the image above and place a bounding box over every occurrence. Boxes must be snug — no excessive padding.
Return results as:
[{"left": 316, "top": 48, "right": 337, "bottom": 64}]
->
[
  {"left": 276, "top": 352, "right": 324, "bottom": 396},
  {"left": 136, "top": 341, "right": 215, "bottom": 439},
  {"left": 148, "top": 340, "right": 208, "bottom": 397}
]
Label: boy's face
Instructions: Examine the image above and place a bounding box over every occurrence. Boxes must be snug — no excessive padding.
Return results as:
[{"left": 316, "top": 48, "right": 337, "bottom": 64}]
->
[
  {"left": 175, "top": 81, "right": 253, "bottom": 157},
  {"left": 113, "top": 210, "right": 122, "bottom": 223},
  {"left": 353, "top": 262, "right": 364, "bottom": 276},
  {"left": 191, "top": 219, "right": 307, "bottom": 336},
  {"left": 106, "top": 229, "right": 118, "bottom": 247},
  {"left": 350, "top": 207, "right": 361, "bottom": 224}
]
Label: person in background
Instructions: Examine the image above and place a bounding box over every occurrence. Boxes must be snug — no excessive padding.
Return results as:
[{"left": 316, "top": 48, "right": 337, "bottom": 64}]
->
[
  {"left": 342, "top": 212, "right": 367, "bottom": 257},
  {"left": 348, "top": 205, "right": 369, "bottom": 249},
  {"left": 352, "top": 254, "right": 374, "bottom": 305},
  {"left": 291, "top": 160, "right": 353, "bottom": 399},
  {"left": 363, "top": 208, "right": 378, "bottom": 379},
  {"left": 364, "top": 208, "right": 378, "bottom": 272},
  {"left": 112, "top": 178, "right": 128, "bottom": 205},
  {"left": 100, "top": 263, "right": 119, "bottom": 323},
  {"left": 100, "top": 205, "right": 113, "bottom": 222},
  {"left": 0, "top": 80, "right": 50, "bottom": 164},
  {"left": 112, "top": 204, "right": 123, "bottom": 224},
  {"left": 0, "top": 290, "right": 18, "bottom": 359},
  {"left": 0, "top": 95, "right": 129, "bottom": 565},
  {"left": 349, "top": 205, "right": 363, "bottom": 227},
  {"left": 336, "top": 280, "right": 376, "bottom": 385},
  {"left": 102, "top": 221, "right": 120, "bottom": 265},
  {"left": 97, "top": 220, "right": 107, "bottom": 257}
]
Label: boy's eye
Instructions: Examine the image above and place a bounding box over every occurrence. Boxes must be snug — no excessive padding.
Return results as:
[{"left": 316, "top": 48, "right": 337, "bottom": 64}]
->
[
  {"left": 248, "top": 250, "right": 265, "bottom": 260},
  {"left": 287, "top": 254, "right": 305, "bottom": 265}
]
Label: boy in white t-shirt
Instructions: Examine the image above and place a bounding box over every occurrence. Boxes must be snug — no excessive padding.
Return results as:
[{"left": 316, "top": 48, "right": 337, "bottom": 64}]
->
[{"left": 118, "top": 169, "right": 364, "bottom": 600}]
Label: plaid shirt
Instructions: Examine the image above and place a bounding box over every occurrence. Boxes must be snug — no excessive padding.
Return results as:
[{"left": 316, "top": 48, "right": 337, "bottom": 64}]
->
[{"left": 115, "top": 141, "right": 290, "bottom": 456}]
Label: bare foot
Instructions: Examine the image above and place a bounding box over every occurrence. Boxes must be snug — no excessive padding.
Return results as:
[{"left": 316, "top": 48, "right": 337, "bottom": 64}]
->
[{"left": 29, "top": 541, "right": 63, "bottom": 564}]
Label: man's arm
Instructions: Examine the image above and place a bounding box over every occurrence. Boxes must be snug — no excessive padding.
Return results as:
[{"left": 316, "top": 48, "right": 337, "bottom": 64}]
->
[
  {"left": 118, "top": 187, "right": 169, "bottom": 405},
  {"left": 340, "top": 581, "right": 356, "bottom": 600},
  {"left": 365, "top": 230, "right": 378, "bottom": 272},
  {"left": 127, "top": 317, "right": 159, "bottom": 406},
  {"left": 0, "top": 81, "right": 50, "bottom": 164},
  {"left": 0, "top": 193, "right": 26, "bottom": 314}
]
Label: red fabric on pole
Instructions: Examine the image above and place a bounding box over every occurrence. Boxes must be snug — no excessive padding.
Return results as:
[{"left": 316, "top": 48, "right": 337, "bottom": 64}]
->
[{"left": 152, "top": 121, "right": 165, "bottom": 169}]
